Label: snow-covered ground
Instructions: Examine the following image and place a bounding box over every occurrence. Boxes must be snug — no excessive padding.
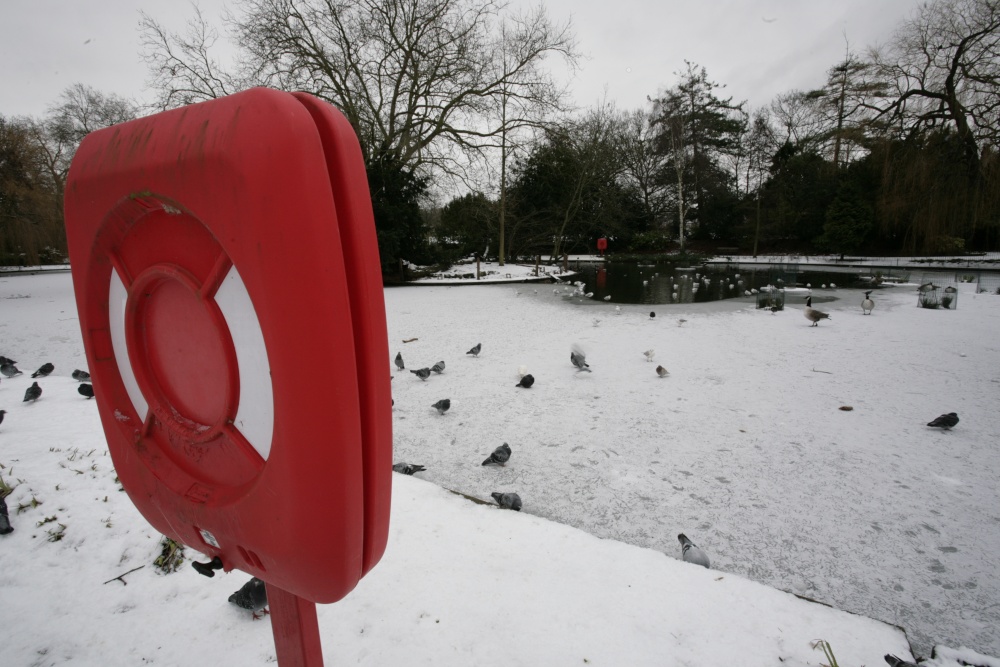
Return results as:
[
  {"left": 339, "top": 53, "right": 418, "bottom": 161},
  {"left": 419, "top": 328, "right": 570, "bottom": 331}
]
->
[{"left": 1, "top": 270, "right": 998, "bottom": 665}]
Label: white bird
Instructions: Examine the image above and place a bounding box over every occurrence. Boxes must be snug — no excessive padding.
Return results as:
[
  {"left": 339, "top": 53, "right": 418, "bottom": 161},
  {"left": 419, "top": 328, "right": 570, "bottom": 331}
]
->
[
  {"left": 830, "top": 282, "right": 836, "bottom": 288},
  {"left": 585, "top": 292, "right": 594, "bottom": 298},
  {"left": 615, "top": 306, "right": 621, "bottom": 315},
  {"left": 678, "top": 533, "right": 710, "bottom": 568},
  {"left": 517, "top": 365, "right": 529, "bottom": 379},
  {"left": 677, "top": 319, "right": 687, "bottom": 327},
  {"left": 603, "top": 295, "right": 611, "bottom": 301},
  {"left": 643, "top": 349, "right": 655, "bottom": 362}
]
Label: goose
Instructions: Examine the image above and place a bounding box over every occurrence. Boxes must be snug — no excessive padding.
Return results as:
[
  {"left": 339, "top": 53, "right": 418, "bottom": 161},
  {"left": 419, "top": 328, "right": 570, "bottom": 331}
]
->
[
  {"left": 804, "top": 296, "right": 830, "bottom": 327},
  {"left": 862, "top": 291, "right": 874, "bottom": 315}
]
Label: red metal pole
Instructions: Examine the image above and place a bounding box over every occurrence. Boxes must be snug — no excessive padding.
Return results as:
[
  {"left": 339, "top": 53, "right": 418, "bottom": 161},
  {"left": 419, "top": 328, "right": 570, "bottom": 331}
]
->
[{"left": 267, "top": 584, "right": 325, "bottom": 666}]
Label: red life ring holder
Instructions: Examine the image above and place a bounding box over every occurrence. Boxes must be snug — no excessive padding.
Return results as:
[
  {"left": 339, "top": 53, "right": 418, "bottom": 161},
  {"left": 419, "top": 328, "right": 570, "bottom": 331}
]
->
[{"left": 65, "top": 88, "right": 392, "bottom": 603}]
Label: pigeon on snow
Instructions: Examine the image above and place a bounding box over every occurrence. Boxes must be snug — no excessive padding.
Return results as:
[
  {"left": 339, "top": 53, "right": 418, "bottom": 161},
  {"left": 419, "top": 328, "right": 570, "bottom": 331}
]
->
[
  {"left": 32, "top": 363, "right": 54, "bottom": 378},
  {"left": 1, "top": 363, "right": 23, "bottom": 378},
  {"left": 482, "top": 443, "right": 512, "bottom": 466},
  {"left": 78, "top": 383, "right": 95, "bottom": 399},
  {"left": 491, "top": 492, "right": 522, "bottom": 511},
  {"left": 432, "top": 398, "right": 450, "bottom": 415},
  {"left": 927, "top": 412, "right": 959, "bottom": 429},
  {"left": 0, "top": 355, "right": 17, "bottom": 365},
  {"left": 229, "top": 577, "right": 269, "bottom": 617},
  {"left": 431, "top": 360, "right": 446, "bottom": 374},
  {"left": 72, "top": 369, "right": 91, "bottom": 381},
  {"left": 393, "top": 463, "right": 426, "bottom": 475},
  {"left": 656, "top": 365, "right": 669, "bottom": 378},
  {"left": 644, "top": 349, "right": 655, "bottom": 362},
  {"left": 516, "top": 374, "right": 535, "bottom": 388},
  {"left": 0, "top": 409, "right": 6, "bottom": 426},
  {"left": 411, "top": 367, "right": 431, "bottom": 381},
  {"left": 883, "top": 655, "right": 920, "bottom": 667},
  {"left": 394, "top": 352, "right": 405, "bottom": 371},
  {"left": 0, "top": 495, "right": 13, "bottom": 535},
  {"left": 570, "top": 345, "right": 591, "bottom": 372},
  {"left": 678, "top": 533, "right": 710, "bottom": 568},
  {"left": 467, "top": 343, "right": 482, "bottom": 357},
  {"left": 23, "top": 382, "right": 42, "bottom": 402}
]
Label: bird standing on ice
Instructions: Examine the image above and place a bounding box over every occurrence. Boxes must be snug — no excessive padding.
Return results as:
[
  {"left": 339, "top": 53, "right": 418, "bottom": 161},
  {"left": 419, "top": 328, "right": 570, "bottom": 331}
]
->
[
  {"left": 467, "top": 342, "right": 482, "bottom": 357},
  {"left": 678, "top": 533, "right": 710, "bottom": 568},
  {"left": 804, "top": 296, "right": 830, "bottom": 326},
  {"left": 862, "top": 291, "right": 874, "bottom": 315},
  {"left": 927, "top": 412, "right": 959, "bottom": 430}
]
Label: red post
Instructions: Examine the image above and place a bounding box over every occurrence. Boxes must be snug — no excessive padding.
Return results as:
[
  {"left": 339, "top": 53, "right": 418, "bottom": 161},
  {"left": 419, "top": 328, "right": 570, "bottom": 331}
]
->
[{"left": 267, "top": 584, "right": 325, "bottom": 666}]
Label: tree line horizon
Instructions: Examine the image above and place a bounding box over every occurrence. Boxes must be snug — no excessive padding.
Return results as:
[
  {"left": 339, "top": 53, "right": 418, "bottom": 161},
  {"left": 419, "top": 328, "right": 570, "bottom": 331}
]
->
[{"left": 2, "top": 0, "right": 998, "bottom": 270}]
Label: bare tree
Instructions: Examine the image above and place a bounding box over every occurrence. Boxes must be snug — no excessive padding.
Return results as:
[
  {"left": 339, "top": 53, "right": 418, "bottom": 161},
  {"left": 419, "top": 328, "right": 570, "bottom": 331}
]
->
[
  {"left": 618, "top": 109, "right": 671, "bottom": 230},
  {"left": 866, "top": 0, "right": 1000, "bottom": 167}
]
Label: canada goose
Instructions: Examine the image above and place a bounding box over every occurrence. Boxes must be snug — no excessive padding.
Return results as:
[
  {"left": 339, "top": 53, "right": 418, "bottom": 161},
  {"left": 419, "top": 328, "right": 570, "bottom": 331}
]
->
[
  {"left": 862, "top": 291, "right": 875, "bottom": 315},
  {"left": 804, "top": 296, "right": 830, "bottom": 326}
]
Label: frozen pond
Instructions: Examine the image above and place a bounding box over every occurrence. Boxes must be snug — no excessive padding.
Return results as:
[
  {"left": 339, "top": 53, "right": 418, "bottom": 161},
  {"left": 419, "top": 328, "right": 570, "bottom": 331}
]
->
[{"left": 388, "top": 282, "right": 1000, "bottom": 658}]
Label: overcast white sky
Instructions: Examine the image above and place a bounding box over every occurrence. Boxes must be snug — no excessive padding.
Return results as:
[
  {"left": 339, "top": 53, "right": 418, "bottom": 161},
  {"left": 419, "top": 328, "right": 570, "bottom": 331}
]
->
[{"left": 2, "top": 0, "right": 923, "bottom": 119}]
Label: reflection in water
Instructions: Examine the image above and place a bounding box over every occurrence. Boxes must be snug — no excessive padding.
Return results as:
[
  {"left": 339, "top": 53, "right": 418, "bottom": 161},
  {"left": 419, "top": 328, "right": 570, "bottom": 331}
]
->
[{"left": 571, "top": 261, "right": 863, "bottom": 305}]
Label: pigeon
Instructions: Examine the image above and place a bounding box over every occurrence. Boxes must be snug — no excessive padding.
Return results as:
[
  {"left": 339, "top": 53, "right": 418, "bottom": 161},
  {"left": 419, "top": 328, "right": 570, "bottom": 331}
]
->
[
  {"left": 431, "top": 360, "right": 446, "bottom": 374},
  {"left": 603, "top": 295, "right": 611, "bottom": 301},
  {"left": 884, "top": 655, "right": 920, "bottom": 667},
  {"left": 467, "top": 343, "right": 482, "bottom": 357},
  {"left": 0, "top": 355, "right": 16, "bottom": 365},
  {"left": 516, "top": 374, "right": 534, "bottom": 388},
  {"left": 804, "top": 296, "right": 830, "bottom": 326},
  {"left": 649, "top": 311, "right": 656, "bottom": 319},
  {"left": 394, "top": 352, "right": 405, "bottom": 370},
  {"left": 229, "top": 577, "right": 269, "bottom": 617},
  {"left": 432, "top": 398, "right": 450, "bottom": 414},
  {"left": 927, "top": 412, "right": 959, "bottom": 429},
  {"left": 644, "top": 349, "right": 655, "bottom": 362},
  {"left": 23, "top": 382, "right": 42, "bottom": 402},
  {"left": 71, "top": 369, "right": 91, "bottom": 381},
  {"left": 678, "top": 319, "right": 687, "bottom": 326},
  {"left": 678, "top": 533, "right": 710, "bottom": 568},
  {"left": 482, "top": 443, "right": 512, "bottom": 466},
  {"left": 411, "top": 367, "right": 431, "bottom": 381},
  {"left": 570, "top": 345, "right": 591, "bottom": 372},
  {"left": 0, "top": 409, "right": 6, "bottom": 425},
  {"left": 31, "top": 363, "right": 54, "bottom": 378},
  {"left": 656, "top": 365, "right": 669, "bottom": 378},
  {"left": 0, "top": 495, "right": 12, "bottom": 535},
  {"left": 392, "top": 463, "right": 426, "bottom": 475},
  {"left": 862, "top": 291, "right": 875, "bottom": 315},
  {"left": 78, "top": 383, "right": 95, "bottom": 399},
  {"left": 1, "top": 363, "right": 23, "bottom": 378},
  {"left": 491, "top": 492, "right": 522, "bottom": 511}
]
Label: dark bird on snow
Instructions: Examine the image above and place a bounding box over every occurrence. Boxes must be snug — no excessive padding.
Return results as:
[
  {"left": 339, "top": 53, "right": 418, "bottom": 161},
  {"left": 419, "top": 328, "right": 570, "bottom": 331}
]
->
[
  {"left": 392, "top": 463, "right": 426, "bottom": 475},
  {"left": 927, "top": 412, "right": 959, "bottom": 430},
  {"left": 229, "top": 577, "right": 269, "bottom": 617},
  {"left": 656, "top": 365, "right": 669, "bottom": 378},
  {"left": 0, "top": 495, "right": 13, "bottom": 535},
  {"left": 482, "top": 442, "right": 512, "bottom": 466},
  {"left": 432, "top": 398, "right": 450, "bottom": 414},
  {"left": 649, "top": 311, "right": 656, "bottom": 319},
  {"left": 31, "top": 363, "right": 54, "bottom": 378},
  {"left": 431, "top": 360, "right": 446, "bottom": 374},
  {"left": 1, "top": 363, "right": 23, "bottom": 378},
  {"left": 0, "top": 409, "right": 6, "bottom": 426},
  {"left": 570, "top": 345, "right": 591, "bottom": 372},
  {"left": 411, "top": 367, "right": 431, "bottom": 381},
  {"left": 72, "top": 369, "right": 91, "bottom": 381},
  {"left": 804, "top": 296, "right": 830, "bottom": 326},
  {"left": 491, "top": 492, "right": 522, "bottom": 511},
  {"left": 678, "top": 533, "right": 711, "bottom": 568},
  {"left": 516, "top": 374, "right": 535, "bottom": 388},
  {"left": 23, "top": 382, "right": 42, "bottom": 402},
  {"left": 78, "top": 383, "right": 95, "bottom": 399},
  {"left": 394, "top": 352, "right": 404, "bottom": 370},
  {"left": 884, "top": 655, "right": 920, "bottom": 667},
  {"left": 0, "top": 356, "right": 16, "bottom": 365},
  {"left": 467, "top": 342, "right": 482, "bottom": 357},
  {"left": 769, "top": 306, "right": 779, "bottom": 314},
  {"left": 862, "top": 291, "right": 875, "bottom": 315}
]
